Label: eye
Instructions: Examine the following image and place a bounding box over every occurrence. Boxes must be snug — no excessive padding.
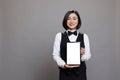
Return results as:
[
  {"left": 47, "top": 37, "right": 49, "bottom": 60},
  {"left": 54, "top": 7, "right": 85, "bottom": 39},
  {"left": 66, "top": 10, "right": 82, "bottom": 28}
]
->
[
  {"left": 67, "top": 17, "right": 71, "bottom": 20},
  {"left": 73, "top": 17, "right": 78, "bottom": 20}
]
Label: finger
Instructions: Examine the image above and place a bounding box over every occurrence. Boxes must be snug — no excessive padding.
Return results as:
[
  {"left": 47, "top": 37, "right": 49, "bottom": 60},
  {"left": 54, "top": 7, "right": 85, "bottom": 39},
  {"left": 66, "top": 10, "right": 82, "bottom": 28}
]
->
[{"left": 68, "top": 65, "right": 79, "bottom": 68}]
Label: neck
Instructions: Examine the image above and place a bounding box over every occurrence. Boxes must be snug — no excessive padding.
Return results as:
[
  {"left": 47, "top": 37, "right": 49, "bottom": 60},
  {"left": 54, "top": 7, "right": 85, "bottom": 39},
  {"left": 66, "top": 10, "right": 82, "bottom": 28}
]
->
[{"left": 67, "top": 29, "right": 77, "bottom": 32}]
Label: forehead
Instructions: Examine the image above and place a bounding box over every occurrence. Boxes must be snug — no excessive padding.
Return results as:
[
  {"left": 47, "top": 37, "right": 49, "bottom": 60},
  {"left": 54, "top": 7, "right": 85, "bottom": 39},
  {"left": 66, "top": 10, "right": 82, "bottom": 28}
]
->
[{"left": 68, "top": 13, "right": 78, "bottom": 18}]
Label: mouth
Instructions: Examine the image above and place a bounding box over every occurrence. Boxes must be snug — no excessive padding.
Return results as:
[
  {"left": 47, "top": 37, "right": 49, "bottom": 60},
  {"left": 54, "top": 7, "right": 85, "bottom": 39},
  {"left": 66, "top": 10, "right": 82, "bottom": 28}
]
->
[{"left": 69, "top": 23, "right": 76, "bottom": 27}]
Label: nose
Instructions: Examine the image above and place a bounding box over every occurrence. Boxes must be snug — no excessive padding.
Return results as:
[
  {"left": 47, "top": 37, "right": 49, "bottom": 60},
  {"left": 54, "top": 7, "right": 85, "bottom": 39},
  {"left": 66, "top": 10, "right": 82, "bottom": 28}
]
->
[{"left": 69, "top": 18, "right": 74, "bottom": 22}]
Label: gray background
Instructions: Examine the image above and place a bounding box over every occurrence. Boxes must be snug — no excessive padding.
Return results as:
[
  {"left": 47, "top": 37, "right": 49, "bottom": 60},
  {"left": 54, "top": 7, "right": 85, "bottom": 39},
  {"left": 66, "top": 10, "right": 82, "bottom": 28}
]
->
[{"left": 0, "top": 0, "right": 120, "bottom": 80}]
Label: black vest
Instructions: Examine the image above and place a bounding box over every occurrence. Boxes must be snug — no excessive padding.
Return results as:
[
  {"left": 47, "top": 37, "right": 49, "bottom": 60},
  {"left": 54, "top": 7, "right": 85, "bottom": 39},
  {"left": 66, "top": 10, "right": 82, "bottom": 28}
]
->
[{"left": 60, "top": 32, "right": 85, "bottom": 63}]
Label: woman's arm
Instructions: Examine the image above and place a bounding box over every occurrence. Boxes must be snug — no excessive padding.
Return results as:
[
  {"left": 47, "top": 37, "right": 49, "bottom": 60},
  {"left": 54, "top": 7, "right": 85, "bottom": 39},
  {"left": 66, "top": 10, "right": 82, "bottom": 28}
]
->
[
  {"left": 81, "top": 34, "right": 91, "bottom": 61},
  {"left": 52, "top": 33, "right": 66, "bottom": 68}
]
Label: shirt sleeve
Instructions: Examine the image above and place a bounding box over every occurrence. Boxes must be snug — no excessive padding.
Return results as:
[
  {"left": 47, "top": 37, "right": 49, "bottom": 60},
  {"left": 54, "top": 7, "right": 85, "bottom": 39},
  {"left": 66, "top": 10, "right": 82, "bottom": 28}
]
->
[
  {"left": 52, "top": 32, "right": 66, "bottom": 68},
  {"left": 81, "top": 34, "right": 91, "bottom": 61}
]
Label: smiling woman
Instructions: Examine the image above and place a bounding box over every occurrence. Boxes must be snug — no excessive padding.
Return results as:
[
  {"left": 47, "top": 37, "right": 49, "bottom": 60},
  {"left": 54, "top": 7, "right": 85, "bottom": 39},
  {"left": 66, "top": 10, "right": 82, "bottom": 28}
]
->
[
  {"left": 67, "top": 13, "right": 78, "bottom": 30},
  {"left": 62, "top": 10, "right": 81, "bottom": 30},
  {"left": 52, "top": 10, "right": 91, "bottom": 80},
  {"left": 0, "top": 0, "right": 119, "bottom": 80}
]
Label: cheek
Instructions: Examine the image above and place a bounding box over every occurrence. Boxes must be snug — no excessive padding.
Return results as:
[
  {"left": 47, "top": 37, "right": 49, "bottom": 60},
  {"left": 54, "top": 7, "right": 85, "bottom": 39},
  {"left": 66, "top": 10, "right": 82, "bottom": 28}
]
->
[
  {"left": 75, "top": 20, "right": 78, "bottom": 24},
  {"left": 76, "top": 21, "right": 79, "bottom": 26},
  {"left": 67, "top": 21, "right": 70, "bottom": 25}
]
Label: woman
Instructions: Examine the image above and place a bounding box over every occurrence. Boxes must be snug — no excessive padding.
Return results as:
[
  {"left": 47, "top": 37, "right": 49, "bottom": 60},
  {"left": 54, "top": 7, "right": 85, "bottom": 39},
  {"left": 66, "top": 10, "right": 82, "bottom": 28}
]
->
[{"left": 53, "top": 10, "right": 91, "bottom": 80}]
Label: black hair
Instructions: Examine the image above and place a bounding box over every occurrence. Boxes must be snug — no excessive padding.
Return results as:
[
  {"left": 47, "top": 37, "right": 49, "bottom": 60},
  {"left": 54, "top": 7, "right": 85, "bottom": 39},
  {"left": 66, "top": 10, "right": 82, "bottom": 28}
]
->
[{"left": 62, "top": 10, "right": 82, "bottom": 30}]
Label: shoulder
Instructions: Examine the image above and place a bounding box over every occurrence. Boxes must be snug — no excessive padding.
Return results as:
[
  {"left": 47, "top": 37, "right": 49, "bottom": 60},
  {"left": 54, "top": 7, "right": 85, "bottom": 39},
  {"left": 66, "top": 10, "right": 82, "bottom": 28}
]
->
[
  {"left": 54, "top": 32, "right": 62, "bottom": 41},
  {"left": 55, "top": 31, "right": 66, "bottom": 37},
  {"left": 78, "top": 32, "right": 88, "bottom": 37},
  {"left": 55, "top": 32, "right": 62, "bottom": 37},
  {"left": 78, "top": 32, "right": 89, "bottom": 39},
  {"left": 83, "top": 33, "right": 89, "bottom": 38},
  {"left": 83, "top": 33, "right": 90, "bottom": 41}
]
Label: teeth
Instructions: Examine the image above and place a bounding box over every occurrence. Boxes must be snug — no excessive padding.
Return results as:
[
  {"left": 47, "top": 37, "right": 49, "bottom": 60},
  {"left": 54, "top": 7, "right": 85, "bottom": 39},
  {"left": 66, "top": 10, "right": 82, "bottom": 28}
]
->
[{"left": 70, "top": 24, "right": 74, "bottom": 26}]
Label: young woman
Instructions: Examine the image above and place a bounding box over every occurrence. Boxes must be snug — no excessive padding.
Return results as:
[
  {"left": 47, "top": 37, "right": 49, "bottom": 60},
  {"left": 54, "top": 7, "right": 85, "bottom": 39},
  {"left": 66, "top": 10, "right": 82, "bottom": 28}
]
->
[{"left": 53, "top": 10, "right": 91, "bottom": 80}]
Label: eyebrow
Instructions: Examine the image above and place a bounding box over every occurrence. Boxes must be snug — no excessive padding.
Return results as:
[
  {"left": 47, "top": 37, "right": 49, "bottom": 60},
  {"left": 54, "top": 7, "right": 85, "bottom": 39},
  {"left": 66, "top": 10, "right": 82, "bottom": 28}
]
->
[{"left": 68, "top": 16, "right": 78, "bottom": 18}]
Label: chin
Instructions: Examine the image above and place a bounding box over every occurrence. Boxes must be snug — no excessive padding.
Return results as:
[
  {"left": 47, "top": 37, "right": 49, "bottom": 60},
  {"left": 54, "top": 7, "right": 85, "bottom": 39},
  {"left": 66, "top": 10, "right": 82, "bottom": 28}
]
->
[{"left": 69, "top": 27, "right": 76, "bottom": 29}]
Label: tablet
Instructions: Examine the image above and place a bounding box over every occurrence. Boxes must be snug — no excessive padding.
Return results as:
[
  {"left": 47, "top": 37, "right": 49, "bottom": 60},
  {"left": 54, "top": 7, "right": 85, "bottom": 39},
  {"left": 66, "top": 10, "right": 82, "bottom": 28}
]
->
[{"left": 67, "top": 42, "right": 81, "bottom": 65}]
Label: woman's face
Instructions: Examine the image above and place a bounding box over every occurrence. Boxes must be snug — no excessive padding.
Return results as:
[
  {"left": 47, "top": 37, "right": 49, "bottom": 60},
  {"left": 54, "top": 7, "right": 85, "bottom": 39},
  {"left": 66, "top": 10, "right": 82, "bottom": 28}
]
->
[{"left": 67, "top": 13, "right": 78, "bottom": 30}]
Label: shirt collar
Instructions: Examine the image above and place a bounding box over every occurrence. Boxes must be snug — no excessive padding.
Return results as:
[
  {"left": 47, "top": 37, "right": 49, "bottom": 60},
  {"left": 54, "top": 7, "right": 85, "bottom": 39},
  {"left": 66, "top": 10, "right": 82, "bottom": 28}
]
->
[
  {"left": 66, "top": 29, "right": 78, "bottom": 36},
  {"left": 67, "top": 29, "right": 77, "bottom": 32}
]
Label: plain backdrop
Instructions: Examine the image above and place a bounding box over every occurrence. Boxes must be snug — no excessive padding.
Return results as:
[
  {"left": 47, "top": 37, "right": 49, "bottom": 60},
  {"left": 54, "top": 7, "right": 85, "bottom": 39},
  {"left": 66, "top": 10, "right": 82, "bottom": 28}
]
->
[{"left": 0, "top": 0, "right": 120, "bottom": 80}]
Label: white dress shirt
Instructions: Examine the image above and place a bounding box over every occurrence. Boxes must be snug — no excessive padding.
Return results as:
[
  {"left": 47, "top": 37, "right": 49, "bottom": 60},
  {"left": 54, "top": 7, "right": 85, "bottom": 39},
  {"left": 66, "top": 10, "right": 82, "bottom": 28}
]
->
[{"left": 52, "top": 30, "right": 91, "bottom": 68}]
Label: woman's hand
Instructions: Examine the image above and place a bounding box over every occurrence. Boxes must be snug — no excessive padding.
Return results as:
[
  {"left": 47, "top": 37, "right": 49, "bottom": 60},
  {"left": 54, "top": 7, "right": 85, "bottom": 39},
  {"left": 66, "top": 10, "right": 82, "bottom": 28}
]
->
[
  {"left": 64, "top": 48, "right": 85, "bottom": 69},
  {"left": 80, "top": 48, "right": 85, "bottom": 55},
  {"left": 64, "top": 64, "right": 79, "bottom": 69}
]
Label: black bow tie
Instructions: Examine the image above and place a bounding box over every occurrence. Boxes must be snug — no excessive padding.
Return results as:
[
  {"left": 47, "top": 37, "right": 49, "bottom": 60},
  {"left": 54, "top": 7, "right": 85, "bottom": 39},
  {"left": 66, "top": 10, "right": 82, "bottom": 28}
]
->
[{"left": 68, "top": 31, "right": 77, "bottom": 36}]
